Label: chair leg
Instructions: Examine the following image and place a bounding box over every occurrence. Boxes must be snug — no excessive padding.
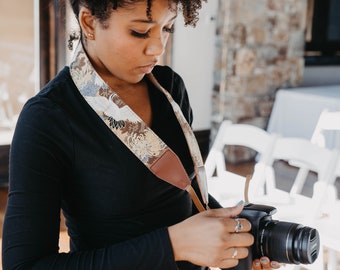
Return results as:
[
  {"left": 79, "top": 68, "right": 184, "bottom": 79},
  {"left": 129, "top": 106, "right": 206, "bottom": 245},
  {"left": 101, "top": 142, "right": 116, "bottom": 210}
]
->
[
  {"left": 327, "top": 249, "right": 338, "bottom": 270},
  {"left": 290, "top": 167, "right": 309, "bottom": 195}
]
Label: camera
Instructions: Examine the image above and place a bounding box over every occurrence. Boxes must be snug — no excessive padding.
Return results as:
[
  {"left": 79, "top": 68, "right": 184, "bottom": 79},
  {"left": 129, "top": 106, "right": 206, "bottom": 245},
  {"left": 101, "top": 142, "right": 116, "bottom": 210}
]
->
[{"left": 231, "top": 203, "right": 320, "bottom": 270}]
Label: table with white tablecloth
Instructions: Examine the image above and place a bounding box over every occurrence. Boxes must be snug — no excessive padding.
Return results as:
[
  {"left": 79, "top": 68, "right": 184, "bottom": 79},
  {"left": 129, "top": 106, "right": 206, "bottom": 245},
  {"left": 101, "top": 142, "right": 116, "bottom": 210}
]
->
[
  {"left": 267, "top": 85, "right": 340, "bottom": 149},
  {"left": 0, "top": 128, "right": 14, "bottom": 185},
  {"left": 0, "top": 128, "right": 14, "bottom": 146}
]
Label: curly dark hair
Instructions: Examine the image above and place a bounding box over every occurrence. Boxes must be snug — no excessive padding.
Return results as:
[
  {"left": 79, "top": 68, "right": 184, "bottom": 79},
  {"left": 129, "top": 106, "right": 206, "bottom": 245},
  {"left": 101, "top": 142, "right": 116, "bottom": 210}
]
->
[
  {"left": 69, "top": 0, "right": 207, "bottom": 27},
  {"left": 67, "top": 0, "right": 207, "bottom": 49}
]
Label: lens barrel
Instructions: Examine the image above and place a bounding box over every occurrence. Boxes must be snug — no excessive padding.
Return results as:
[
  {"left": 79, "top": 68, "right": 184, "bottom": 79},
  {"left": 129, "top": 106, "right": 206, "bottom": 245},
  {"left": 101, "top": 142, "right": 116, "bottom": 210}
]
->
[{"left": 259, "top": 220, "right": 320, "bottom": 264}]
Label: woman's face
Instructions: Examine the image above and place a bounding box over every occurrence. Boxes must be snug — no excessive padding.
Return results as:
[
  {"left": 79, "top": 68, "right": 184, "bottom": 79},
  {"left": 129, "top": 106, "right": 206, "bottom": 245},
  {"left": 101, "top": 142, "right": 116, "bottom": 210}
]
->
[{"left": 80, "top": 0, "right": 177, "bottom": 85}]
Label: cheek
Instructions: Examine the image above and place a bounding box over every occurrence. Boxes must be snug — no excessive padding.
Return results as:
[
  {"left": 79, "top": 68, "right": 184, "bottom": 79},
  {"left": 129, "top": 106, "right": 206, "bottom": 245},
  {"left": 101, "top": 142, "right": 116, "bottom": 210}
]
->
[{"left": 99, "top": 37, "right": 143, "bottom": 62}]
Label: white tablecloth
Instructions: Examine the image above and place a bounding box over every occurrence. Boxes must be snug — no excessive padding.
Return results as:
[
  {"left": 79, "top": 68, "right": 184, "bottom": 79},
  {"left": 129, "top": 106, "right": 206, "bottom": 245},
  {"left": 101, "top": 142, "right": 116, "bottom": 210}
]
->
[
  {"left": 0, "top": 128, "right": 14, "bottom": 146},
  {"left": 267, "top": 85, "right": 340, "bottom": 149}
]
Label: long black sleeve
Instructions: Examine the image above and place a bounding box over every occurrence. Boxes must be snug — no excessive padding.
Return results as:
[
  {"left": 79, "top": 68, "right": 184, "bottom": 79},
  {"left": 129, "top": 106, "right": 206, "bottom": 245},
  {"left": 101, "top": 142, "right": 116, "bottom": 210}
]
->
[{"left": 2, "top": 66, "right": 204, "bottom": 270}]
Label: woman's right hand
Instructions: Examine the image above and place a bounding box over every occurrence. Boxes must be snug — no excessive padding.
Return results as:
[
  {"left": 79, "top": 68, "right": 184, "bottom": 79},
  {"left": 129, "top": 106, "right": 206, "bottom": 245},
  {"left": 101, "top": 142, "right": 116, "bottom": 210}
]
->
[{"left": 168, "top": 203, "right": 254, "bottom": 269}]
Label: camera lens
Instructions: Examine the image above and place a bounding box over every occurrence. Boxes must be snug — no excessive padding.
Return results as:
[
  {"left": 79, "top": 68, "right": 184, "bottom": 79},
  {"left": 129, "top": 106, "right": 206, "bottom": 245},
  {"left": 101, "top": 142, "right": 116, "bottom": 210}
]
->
[{"left": 259, "top": 220, "right": 320, "bottom": 264}]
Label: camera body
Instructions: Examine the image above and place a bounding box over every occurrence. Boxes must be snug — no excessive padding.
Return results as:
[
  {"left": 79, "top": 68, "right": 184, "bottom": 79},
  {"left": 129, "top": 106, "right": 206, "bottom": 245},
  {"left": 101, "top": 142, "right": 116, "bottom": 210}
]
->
[{"left": 231, "top": 203, "right": 320, "bottom": 270}]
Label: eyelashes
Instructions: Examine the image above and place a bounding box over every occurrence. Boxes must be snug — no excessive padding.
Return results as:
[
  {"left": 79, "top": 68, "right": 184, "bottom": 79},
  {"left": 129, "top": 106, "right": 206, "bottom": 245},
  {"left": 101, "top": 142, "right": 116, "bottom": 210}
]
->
[
  {"left": 131, "top": 30, "right": 150, "bottom": 39},
  {"left": 130, "top": 25, "right": 175, "bottom": 39},
  {"left": 164, "top": 25, "right": 175, "bottom": 34}
]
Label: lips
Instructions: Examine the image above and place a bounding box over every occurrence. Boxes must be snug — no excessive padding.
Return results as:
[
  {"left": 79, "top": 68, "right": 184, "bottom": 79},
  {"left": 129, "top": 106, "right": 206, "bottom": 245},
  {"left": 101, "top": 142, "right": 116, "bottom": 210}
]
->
[{"left": 138, "top": 62, "right": 157, "bottom": 74}]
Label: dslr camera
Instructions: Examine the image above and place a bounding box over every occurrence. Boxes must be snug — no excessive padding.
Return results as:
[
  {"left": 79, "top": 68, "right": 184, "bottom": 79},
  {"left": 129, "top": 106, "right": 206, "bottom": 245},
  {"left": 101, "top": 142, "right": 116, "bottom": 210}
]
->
[{"left": 232, "top": 203, "right": 320, "bottom": 270}]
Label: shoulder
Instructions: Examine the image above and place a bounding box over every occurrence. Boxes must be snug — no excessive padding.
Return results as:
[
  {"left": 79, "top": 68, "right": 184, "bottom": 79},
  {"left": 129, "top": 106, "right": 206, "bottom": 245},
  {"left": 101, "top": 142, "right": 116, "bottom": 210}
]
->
[
  {"left": 24, "top": 66, "right": 79, "bottom": 114},
  {"left": 39, "top": 66, "right": 74, "bottom": 99},
  {"left": 18, "top": 67, "right": 78, "bottom": 132}
]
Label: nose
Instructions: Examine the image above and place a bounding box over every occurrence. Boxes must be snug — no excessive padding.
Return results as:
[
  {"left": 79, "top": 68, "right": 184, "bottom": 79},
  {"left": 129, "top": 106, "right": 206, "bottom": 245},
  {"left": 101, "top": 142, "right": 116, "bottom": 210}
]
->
[{"left": 145, "top": 36, "right": 166, "bottom": 56}]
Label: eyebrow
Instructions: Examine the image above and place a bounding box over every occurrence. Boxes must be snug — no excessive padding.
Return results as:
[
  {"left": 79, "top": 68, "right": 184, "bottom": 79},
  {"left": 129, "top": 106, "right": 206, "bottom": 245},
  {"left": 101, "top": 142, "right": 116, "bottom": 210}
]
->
[{"left": 131, "top": 14, "right": 177, "bottom": 24}]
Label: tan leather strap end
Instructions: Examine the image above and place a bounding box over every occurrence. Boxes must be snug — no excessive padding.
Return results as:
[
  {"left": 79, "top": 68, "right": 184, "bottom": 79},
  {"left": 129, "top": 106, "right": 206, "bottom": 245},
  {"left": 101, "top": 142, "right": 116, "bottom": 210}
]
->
[
  {"left": 244, "top": 174, "right": 252, "bottom": 203},
  {"left": 186, "top": 185, "right": 206, "bottom": 212},
  {"left": 150, "top": 148, "right": 191, "bottom": 190}
]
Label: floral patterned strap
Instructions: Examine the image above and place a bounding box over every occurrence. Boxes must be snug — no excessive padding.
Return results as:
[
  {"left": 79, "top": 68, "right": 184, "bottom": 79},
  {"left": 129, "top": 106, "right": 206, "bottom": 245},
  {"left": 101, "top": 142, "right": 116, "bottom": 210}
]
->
[
  {"left": 69, "top": 42, "right": 207, "bottom": 211},
  {"left": 148, "top": 74, "right": 209, "bottom": 207}
]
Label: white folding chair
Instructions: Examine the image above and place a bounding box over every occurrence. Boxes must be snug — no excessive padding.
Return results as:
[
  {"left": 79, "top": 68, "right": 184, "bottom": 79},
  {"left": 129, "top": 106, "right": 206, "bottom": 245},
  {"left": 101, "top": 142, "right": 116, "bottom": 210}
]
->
[
  {"left": 292, "top": 109, "right": 340, "bottom": 195},
  {"left": 311, "top": 109, "right": 340, "bottom": 147},
  {"left": 251, "top": 137, "right": 339, "bottom": 270},
  {"left": 285, "top": 110, "right": 340, "bottom": 269},
  {"left": 253, "top": 137, "right": 338, "bottom": 220},
  {"left": 205, "top": 120, "right": 278, "bottom": 206},
  {"left": 311, "top": 153, "right": 340, "bottom": 270},
  {"left": 276, "top": 109, "right": 340, "bottom": 269}
]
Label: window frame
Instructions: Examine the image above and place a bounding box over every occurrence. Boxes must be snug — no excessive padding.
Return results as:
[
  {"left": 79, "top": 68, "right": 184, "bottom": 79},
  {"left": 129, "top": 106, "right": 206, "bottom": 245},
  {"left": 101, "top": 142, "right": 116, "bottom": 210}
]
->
[{"left": 304, "top": 0, "right": 340, "bottom": 66}]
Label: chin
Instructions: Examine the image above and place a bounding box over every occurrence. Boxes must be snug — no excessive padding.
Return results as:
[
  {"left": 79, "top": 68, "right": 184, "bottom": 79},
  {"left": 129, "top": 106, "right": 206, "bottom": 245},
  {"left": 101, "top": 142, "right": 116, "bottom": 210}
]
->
[{"left": 133, "top": 73, "right": 147, "bottom": 84}]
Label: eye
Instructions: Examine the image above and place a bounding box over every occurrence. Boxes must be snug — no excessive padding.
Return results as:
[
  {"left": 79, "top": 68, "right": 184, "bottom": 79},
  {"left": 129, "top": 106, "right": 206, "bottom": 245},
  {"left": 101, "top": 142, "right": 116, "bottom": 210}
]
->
[
  {"left": 163, "top": 25, "right": 175, "bottom": 34},
  {"left": 131, "top": 30, "right": 150, "bottom": 39}
]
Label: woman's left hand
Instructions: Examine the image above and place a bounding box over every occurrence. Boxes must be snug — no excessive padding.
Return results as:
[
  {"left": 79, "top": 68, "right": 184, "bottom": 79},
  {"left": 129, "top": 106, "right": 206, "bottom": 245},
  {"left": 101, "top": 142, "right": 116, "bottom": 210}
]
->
[{"left": 252, "top": 256, "right": 280, "bottom": 269}]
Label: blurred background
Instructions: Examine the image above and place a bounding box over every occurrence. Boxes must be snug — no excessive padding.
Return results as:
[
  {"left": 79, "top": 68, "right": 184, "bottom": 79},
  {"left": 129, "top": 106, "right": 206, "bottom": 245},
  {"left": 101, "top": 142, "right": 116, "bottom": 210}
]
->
[{"left": 0, "top": 1, "right": 340, "bottom": 268}]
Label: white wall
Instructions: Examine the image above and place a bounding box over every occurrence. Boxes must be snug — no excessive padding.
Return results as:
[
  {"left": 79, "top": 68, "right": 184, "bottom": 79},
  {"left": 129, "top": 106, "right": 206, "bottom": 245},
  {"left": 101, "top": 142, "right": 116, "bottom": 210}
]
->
[{"left": 172, "top": 1, "right": 218, "bottom": 131}]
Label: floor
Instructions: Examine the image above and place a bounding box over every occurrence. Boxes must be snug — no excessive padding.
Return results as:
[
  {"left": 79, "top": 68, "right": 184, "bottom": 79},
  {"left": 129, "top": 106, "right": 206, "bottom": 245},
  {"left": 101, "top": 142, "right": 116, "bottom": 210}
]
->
[{"left": 0, "top": 161, "right": 338, "bottom": 269}]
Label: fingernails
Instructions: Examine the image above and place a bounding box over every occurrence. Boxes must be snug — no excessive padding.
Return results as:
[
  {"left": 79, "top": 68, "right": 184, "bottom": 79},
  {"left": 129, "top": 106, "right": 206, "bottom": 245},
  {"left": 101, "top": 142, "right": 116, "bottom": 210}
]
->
[
  {"left": 254, "top": 260, "right": 260, "bottom": 266},
  {"left": 261, "top": 257, "right": 269, "bottom": 264},
  {"left": 271, "top": 261, "right": 279, "bottom": 267}
]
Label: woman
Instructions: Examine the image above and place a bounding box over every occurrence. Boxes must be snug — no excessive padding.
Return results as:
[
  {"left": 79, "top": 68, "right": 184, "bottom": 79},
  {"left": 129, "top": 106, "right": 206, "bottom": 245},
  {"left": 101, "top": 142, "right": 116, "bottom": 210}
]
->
[{"left": 2, "top": 0, "right": 280, "bottom": 269}]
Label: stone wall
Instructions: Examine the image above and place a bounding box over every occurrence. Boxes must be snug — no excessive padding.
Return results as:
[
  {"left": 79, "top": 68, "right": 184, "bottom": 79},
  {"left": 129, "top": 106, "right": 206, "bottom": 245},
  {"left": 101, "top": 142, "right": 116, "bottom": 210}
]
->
[{"left": 212, "top": 0, "right": 308, "bottom": 162}]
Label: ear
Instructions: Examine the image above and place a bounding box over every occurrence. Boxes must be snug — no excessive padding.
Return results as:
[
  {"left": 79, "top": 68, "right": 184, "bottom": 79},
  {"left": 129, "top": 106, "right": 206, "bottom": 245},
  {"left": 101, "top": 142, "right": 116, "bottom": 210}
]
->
[{"left": 78, "top": 7, "right": 96, "bottom": 38}]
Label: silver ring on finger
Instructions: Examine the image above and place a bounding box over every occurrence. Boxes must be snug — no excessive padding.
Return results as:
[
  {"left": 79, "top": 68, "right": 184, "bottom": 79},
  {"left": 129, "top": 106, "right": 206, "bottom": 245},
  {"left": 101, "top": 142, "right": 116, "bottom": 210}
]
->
[
  {"left": 231, "top": 247, "right": 238, "bottom": 259},
  {"left": 234, "top": 218, "right": 243, "bottom": 233}
]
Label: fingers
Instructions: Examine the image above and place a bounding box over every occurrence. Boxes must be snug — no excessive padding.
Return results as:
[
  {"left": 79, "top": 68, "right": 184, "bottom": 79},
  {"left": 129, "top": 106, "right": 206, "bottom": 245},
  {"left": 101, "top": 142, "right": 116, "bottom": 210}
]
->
[
  {"left": 252, "top": 257, "right": 281, "bottom": 269},
  {"left": 212, "top": 247, "right": 249, "bottom": 268},
  {"left": 204, "top": 203, "right": 252, "bottom": 234},
  {"left": 228, "top": 231, "right": 254, "bottom": 247},
  {"left": 203, "top": 208, "right": 252, "bottom": 233},
  {"left": 168, "top": 205, "right": 255, "bottom": 269},
  {"left": 269, "top": 260, "right": 281, "bottom": 269},
  {"left": 220, "top": 217, "right": 253, "bottom": 248},
  {"left": 227, "top": 247, "right": 249, "bottom": 260},
  {"left": 218, "top": 217, "right": 252, "bottom": 235},
  {"left": 205, "top": 202, "right": 244, "bottom": 218},
  {"left": 253, "top": 257, "right": 269, "bottom": 269},
  {"left": 210, "top": 208, "right": 253, "bottom": 247},
  {"left": 232, "top": 217, "right": 251, "bottom": 233},
  {"left": 234, "top": 218, "right": 243, "bottom": 233}
]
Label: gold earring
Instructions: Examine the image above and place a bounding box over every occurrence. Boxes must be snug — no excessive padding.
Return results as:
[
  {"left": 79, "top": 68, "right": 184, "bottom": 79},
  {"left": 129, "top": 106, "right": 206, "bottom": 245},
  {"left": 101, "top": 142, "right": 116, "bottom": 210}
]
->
[{"left": 87, "top": 33, "right": 94, "bottom": 39}]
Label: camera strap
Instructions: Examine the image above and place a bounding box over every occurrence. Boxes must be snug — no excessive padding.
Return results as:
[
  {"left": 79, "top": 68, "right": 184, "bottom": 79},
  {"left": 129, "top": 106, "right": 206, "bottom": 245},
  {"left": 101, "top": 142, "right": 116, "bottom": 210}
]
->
[{"left": 70, "top": 42, "right": 208, "bottom": 212}]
